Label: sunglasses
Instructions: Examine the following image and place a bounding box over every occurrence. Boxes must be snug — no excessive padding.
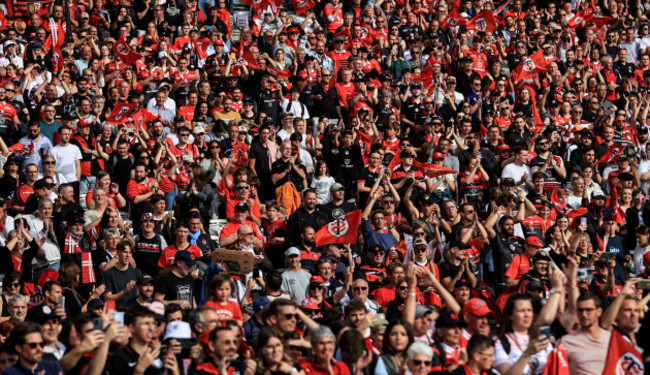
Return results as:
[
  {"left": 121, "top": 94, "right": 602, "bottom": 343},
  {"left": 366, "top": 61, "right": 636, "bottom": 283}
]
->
[
  {"left": 414, "top": 232, "right": 426, "bottom": 237},
  {"left": 310, "top": 285, "right": 324, "bottom": 290},
  {"left": 383, "top": 200, "right": 395, "bottom": 204},
  {"left": 44, "top": 161, "right": 56, "bottom": 165},
  {"left": 398, "top": 286, "right": 408, "bottom": 291},
  {"left": 353, "top": 287, "right": 368, "bottom": 291},
  {"left": 236, "top": 185, "right": 250, "bottom": 190},
  {"left": 370, "top": 251, "right": 385, "bottom": 255},
  {"left": 413, "top": 360, "right": 431, "bottom": 366},
  {"left": 284, "top": 313, "right": 299, "bottom": 320},
  {"left": 25, "top": 342, "right": 43, "bottom": 349},
  {"left": 415, "top": 247, "right": 427, "bottom": 253}
]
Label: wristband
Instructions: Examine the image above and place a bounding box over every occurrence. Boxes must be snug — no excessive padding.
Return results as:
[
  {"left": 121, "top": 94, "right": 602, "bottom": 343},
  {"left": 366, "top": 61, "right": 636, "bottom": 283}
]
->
[{"left": 408, "top": 286, "right": 417, "bottom": 291}]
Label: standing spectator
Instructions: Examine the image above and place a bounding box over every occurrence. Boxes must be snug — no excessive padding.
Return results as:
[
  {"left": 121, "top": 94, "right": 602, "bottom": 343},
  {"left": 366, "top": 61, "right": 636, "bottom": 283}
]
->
[{"left": 49, "top": 127, "right": 82, "bottom": 200}]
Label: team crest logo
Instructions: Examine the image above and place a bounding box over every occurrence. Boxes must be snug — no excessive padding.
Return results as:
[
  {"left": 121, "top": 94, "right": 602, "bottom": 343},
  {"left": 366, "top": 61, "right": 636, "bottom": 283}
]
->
[
  {"left": 27, "top": 2, "right": 42, "bottom": 14},
  {"left": 116, "top": 43, "right": 130, "bottom": 56},
  {"left": 297, "top": 0, "right": 309, "bottom": 8},
  {"left": 522, "top": 58, "right": 536, "bottom": 72},
  {"left": 615, "top": 352, "right": 643, "bottom": 375},
  {"left": 114, "top": 106, "right": 130, "bottom": 122},
  {"left": 574, "top": 17, "right": 583, "bottom": 25},
  {"left": 448, "top": 17, "right": 459, "bottom": 26},
  {"left": 327, "top": 210, "right": 349, "bottom": 238},
  {"left": 475, "top": 18, "right": 487, "bottom": 31}
]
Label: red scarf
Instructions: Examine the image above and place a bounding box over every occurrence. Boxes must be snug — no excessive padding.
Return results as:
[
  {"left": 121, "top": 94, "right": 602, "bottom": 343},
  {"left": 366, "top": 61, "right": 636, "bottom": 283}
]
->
[{"left": 81, "top": 253, "right": 96, "bottom": 284}]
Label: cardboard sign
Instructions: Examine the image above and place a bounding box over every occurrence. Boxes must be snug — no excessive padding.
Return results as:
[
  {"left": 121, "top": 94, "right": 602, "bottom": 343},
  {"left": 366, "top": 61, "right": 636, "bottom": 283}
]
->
[{"left": 211, "top": 249, "right": 255, "bottom": 274}]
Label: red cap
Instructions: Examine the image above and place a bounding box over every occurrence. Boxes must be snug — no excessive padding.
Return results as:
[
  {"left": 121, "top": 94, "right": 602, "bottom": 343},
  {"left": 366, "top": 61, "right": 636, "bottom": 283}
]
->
[
  {"left": 214, "top": 39, "right": 224, "bottom": 46},
  {"left": 643, "top": 252, "right": 650, "bottom": 265},
  {"left": 301, "top": 297, "right": 320, "bottom": 309},
  {"left": 462, "top": 298, "right": 492, "bottom": 317},
  {"left": 497, "top": 144, "right": 510, "bottom": 153},
  {"left": 309, "top": 276, "right": 325, "bottom": 285},
  {"left": 525, "top": 237, "right": 544, "bottom": 248},
  {"left": 433, "top": 152, "right": 445, "bottom": 160},
  {"left": 77, "top": 119, "right": 89, "bottom": 128}
]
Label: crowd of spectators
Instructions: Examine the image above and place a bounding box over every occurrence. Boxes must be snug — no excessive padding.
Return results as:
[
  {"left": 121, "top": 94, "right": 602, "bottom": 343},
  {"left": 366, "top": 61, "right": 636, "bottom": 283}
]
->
[{"left": 2, "top": 0, "right": 650, "bottom": 373}]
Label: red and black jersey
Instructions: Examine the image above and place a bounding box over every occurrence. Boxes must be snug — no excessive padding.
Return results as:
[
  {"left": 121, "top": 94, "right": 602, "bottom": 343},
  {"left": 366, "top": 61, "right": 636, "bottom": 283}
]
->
[{"left": 357, "top": 264, "right": 386, "bottom": 291}]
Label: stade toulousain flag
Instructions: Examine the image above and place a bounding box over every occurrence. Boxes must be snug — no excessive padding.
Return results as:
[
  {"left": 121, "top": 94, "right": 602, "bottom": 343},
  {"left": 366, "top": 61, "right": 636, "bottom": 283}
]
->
[
  {"left": 601, "top": 329, "right": 643, "bottom": 375},
  {"left": 597, "top": 143, "right": 626, "bottom": 164},
  {"left": 513, "top": 49, "right": 548, "bottom": 81},
  {"left": 413, "top": 161, "right": 457, "bottom": 178},
  {"left": 465, "top": 11, "right": 498, "bottom": 32},
  {"left": 314, "top": 210, "right": 361, "bottom": 247},
  {"left": 292, "top": 0, "right": 316, "bottom": 15},
  {"left": 264, "top": 64, "right": 291, "bottom": 79},
  {"left": 106, "top": 102, "right": 138, "bottom": 125},
  {"left": 441, "top": 10, "right": 466, "bottom": 29},
  {"left": 568, "top": 10, "right": 589, "bottom": 28},
  {"left": 113, "top": 35, "right": 142, "bottom": 65}
]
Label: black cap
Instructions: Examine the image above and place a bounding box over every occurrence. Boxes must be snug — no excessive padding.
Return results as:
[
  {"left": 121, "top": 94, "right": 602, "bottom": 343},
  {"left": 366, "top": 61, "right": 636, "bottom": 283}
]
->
[
  {"left": 449, "top": 238, "right": 471, "bottom": 250},
  {"left": 25, "top": 304, "right": 58, "bottom": 323},
  {"left": 33, "top": 179, "right": 53, "bottom": 190},
  {"left": 137, "top": 274, "right": 155, "bottom": 286},
  {"left": 526, "top": 280, "right": 546, "bottom": 292},
  {"left": 234, "top": 202, "right": 249, "bottom": 212},
  {"left": 88, "top": 298, "right": 105, "bottom": 309},
  {"left": 533, "top": 250, "right": 552, "bottom": 262},
  {"left": 501, "top": 178, "right": 516, "bottom": 186},
  {"left": 436, "top": 310, "right": 464, "bottom": 328},
  {"left": 174, "top": 115, "right": 186, "bottom": 123},
  {"left": 455, "top": 278, "right": 472, "bottom": 289}
]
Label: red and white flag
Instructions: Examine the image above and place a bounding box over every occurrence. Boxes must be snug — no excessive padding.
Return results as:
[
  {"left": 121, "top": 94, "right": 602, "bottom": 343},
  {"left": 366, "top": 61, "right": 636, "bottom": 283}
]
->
[
  {"left": 315, "top": 210, "right": 361, "bottom": 247},
  {"left": 357, "top": 130, "right": 373, "bottom": 165},
  {"left": 585, "top": 14, "right": 613, "bottom": 30},
  {"left": 292, "top": 0, "right": 316, "bottom": 14},
  {"left": 601, "top": 329, "right": 643, "bottom": 375},
  {"left": 43, "top": 18, "right": 65, "bottom": 54},
  {"left": 466, "top": 11, "right": 498, "bottom": 32},
  {"left": 513, "top": 49, "right": 548, "bottom": 81},
  {"left": 597, "top": 143, "right": 626, "bottom": 165},
  {"left": 9, "top": 141, "right": 33, "bottom": 155},
  {"left": 264, "top": 64, "right": 292, "bottom": 79},
  {"left": 106, "top": 102, "right": 138, "bottom": 125},
  {"left": 64, "top": 232, "right": 82, "bottom": 254},
  {"left": 236, "top": 49, "right": 261, "bottom": 70},
  {"left": 414, "top": 161, "right": 457, "bottom": 178},
  {"left": 192, "top": 38, "right": 210, "bottom": 59},
  {"left": 568, "top": 10, "right": 588, "bottom": 28},
  {"left": 542, "top": 344, "right": 570, "bottom": 375},
  {"left": 442, "top": 10, "right": 467, "bottom": 29},
  {"left": 81, "top": 252, "right": 96, "bottom": 284},
  {"left": 113, "top": 34, "right": 142, "bottom": 65}
]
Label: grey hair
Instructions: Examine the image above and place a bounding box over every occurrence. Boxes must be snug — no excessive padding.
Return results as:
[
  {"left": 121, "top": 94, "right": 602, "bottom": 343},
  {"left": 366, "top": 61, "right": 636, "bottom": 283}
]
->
[
  {"left": 8, "top": 294, "right": 28, "bottom": 306},
  {"left": 406, "top": 342, "right": 434, "bottom": 360},
  {"left": 38, "top": 198, "right": 53, "bottom": 210},
  {"left": 93, "top": 187, "right": 106, "bottom": 199},
  {"left": 103, "top": 227, "right": 121, "bottom": 241},
  {"left": 310, "top": 326, "right": 336, "bottom": 345},
  {"left": 188, "top": 306, "right": 217, "bottom": 330}
]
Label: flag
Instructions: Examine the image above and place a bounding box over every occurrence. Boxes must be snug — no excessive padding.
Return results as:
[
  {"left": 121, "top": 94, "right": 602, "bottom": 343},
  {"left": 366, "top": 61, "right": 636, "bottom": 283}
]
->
[
  {"left": 9, "top": 141, "right": 33, "bottom": 155},
  {"left": 585, "top": 14, "right": 613, "bottom": 30},
  {"left": 542, "top": 344, "right": 570, "bottom": 375},
  {"left": 493, "top": 0, "right": 510, "bottom": 16},
  {"left": 314, "top": 210, "right": 362, "bottom": 247},
  {"left": 602, "top": 329, "right": 643, "bottom": 375},
  {"left": 64, "top": 232, "right": 82, "bottom": 254},
  {"left": 442, "top": 10, "right": 467, "bottom": 29},
  {"left": 0, "top": 13, "right": 7, "bottom": 32},
  {"left": 567, "top": 207, "right": 588, "bottom": 219},
  {"left": 597, "top": 143, "right": 626, "bottom": 164},
  {"left": 81, "top": 252, "right": 96, "bottom": 284},
  {"left": 388, "top": 148, "right": 402, "bottom": 174},
  {"left": 513, "top": 49, "right": 548, "bottom": 82},
  {"left": 52, "top": 46, "right": 64, "bottom": 72},
  {"left": 113, "top": 34, "right": 142, "bottom": 65},
  {"left": 357, "top": 130, "right": 373, "bottom": 164},
  {"left": 192, "top": 38, "right": 210, "bottom": 59},
  {"left": 43, "top": 18, "right": 65, "bottom": 54},
  {"left": 292, "top": 0, "right": 315, "bottom": 14},
  {"left": 466, "top": 11, "right": 498, "bottom": 32},
  {"left": 334, "top": 28, "right": 353, "bottom": 44},
  {"left": 264, "top": 64, "right": 292, "bottom": 79},
  {"left": 568, "top": 10, "right": 588, "bottom": 28},
  {"left": 37, "top": 269, "right": 59, "bottom": 287},
  {"left": 413, "top": 161, "right": 457, "bottom": 178},
  {"left": 106, "top": 102, "right": 138, "bottom": 125},
  {"left": 236, "top": 49, "right": 261, "bottom": 70}
]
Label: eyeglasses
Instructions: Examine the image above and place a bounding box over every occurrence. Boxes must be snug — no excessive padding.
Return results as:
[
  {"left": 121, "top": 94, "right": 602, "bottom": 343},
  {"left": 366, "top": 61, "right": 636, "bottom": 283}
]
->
[
  {"left": 322, "top": 74, "right": 331, "bottom": 77},
  {"left": 415, "top": 247, "right": 427, "bottom": 253},
  {"left": 10, "top": 282, "right": 20, "bottom": 287},
  {"left": 180, "top": 133, "right": 190, "bottom": 137},
  {"left": 414, "top": 232, "right": 426, "bottom": 237},
  {"left": 241, "top": 232, "right": 255, "bottom": 236},
  {"left": 353, "top": 287, "right": 368, "bottom": 291},
  {"left": 284, "top": 313, "right": 300, "bottom": 320},
  {"left": 236, "top": 185, "right": 250, "bottom": 190},
  {"left": 25, "top": 342, "right": 43, "bottom": 349},
  {"left": 413, "top": 360, "right": 431, "bottom": 366},
  {"left": 370, "top": 251, "right": 385, "bottom": 256},
  {"left": 310, "top": 285, "right": 324, "bottom": 290},
  {"left": 44, "top": 161, "right": 56, "bottom": 165},
  {"left": 383, "top": 200, "right": 395, "bottom": 204}
]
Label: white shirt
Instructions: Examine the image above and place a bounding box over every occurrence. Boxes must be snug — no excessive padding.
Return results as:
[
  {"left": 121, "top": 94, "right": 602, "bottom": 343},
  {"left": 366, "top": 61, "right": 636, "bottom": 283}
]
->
[
  {"left": 639, "top": 160, "right": 650, "bottom": 196},
  {"left": 501, "top": 162, "right": 531, "bottom": 193},
  {"left": 146, "top": 96, "right": 176, "bottom": 113},
  {"left": 50, "top": 143, "right": 82, "bottom": 181}
]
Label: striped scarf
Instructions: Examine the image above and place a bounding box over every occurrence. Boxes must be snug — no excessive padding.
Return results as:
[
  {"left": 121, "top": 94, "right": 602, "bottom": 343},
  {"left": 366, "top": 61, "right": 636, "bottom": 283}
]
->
[
  {"left": 81, "top": 253, "right": 96, "bottom": 284},
  {"left": 64, "top": 233, "right": 82, "bottom": 254}
]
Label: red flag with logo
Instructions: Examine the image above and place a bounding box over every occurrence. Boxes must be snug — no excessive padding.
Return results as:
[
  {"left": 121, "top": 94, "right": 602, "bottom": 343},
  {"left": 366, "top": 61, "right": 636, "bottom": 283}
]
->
[
  {"left": 388, "top": 148, "right": 402, "bottom": 174},
  {"left": 264, "top": 64, "right": 292, "bottom": 79},
  {"left": 52, "top": 46, "right": 64, "bottom": 72},
  {"left": 414, "top": 161, "right": 457, "bottom": 178},
  {"left": 597, "top": 143, "right": 626, "bottom": 164},
  {"left": 493, "top": 0, "right": 510, "bottom": 16},
  {"left": 585, "top": 14, "right": 613, "bottom": 30},
  {"left": 43, "top": 18, "right": 65, "bottom": 54},
  {"left": 0, "top": 13, "right": 6, "bottom": 32},
  {"left": 542, "top": 344, "right": 570, "bottom": 375},
  {"left": 513, "top": 49, "right": 548, "bottom": 81},
  {"left": 357, "top": 130, "right": 373, "bottom": 164},
  {"left": 315, "top": 210, "right": 361, "bottom": 247},
  {"left": 568, "top": 10, "right": 588, "bottom": 28},
  {"left": 334, "top": 28, "right": 353, "bottom": 45},
  {"left": 192, "top": 38, "right": 210, "bottom": 59},
  {"left": 292, "top": 0, "right": 315, "bottom": 14},
  {"left": 237, "top": 49, "right": 261, "bottom": 70},
  {"left": 106, "top": 102, "right": 138, "bottom": 125},
  {"left": 602, "top": 329, "right": 644, "bottom": 375},
  {"left": 9, "top": 141, "right": 33, "bottom": 155},
  {"left": 442, "top": 10, "right": 467, "bottom": 29},
  {"left": 567, "top": 207, "right": 588, "bottom": 219},
  {"left": 466, "top": 11, "right": 498, "bottom": 32},
  {"left": 113, "top": 35, "right": 142, "bottom": 65}
]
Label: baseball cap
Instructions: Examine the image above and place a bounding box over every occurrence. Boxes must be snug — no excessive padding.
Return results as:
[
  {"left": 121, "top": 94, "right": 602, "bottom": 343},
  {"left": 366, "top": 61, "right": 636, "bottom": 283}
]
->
[
  {"left": 436, "top": 310, "right": 463, "bottom": 328},
  {"left": 592, "top": 189, "right": 606, "bottom": 199},
  {"left": 26, "top": 304, "right": 58, "bottom": 323},
  {"left": 330, "top": 183, "right": 345, "bottom": 192},
  {"left": 137, "top": 274, "right": 155, "bottom": 286},
  {"left": 214, "top": 39, "right": 224, "bottom": 46},
  {"left": 497, "top": 144, "right": 511, "bottom": 153},
  {"left": 252, "top": 296, "right": 271, "bottom": 313},
  {"left": 141, "top": 212, "right": 154, "bottom": 222},
  {"left": 175, "top": 250, "right": 196, "bottom": 266},
  {"left": 533, "top": 249, "right": 551, "bottom": 262},
  {"left": 234, "top": 202, "right": 249, "bottom": 212},
  {"left": 462, "top": 298, "right": 492, "bottom": 317},
  {"left": 501, "top": 177, "right": 516, "bottom": 186},
  {"left": 3, "top": 41, "right": 15, "bottom": 49},
  {"left": 415, "top": 305, "right": 432, "bottom": 318},
  {"left": 455, "top": 278, "right": 472, "bottom": 289},
  {"left": 401, "top": 150, "right": 416, "bottom": 158},
  {"left": 163, "top": 321, "right": 192, "bottom": 341},
  {"left": 88, "top": 298, "right": 104, "bottom": 309},
  {"left": 449, "top": 238, "right": 471, "bottom": 250},
  {"left": 31, "top": 41, "right": 43, "bottom": 49},
  {"left": 525, "top": 237, "right": 544, "bottom": 248},
  {"left": 309, "top": 276, "right": 325, "bottom": 285},
  {"left": 413, "top": 237, "right": 428, "bottom": 248},
  {"left": 433, "top": 152, "right": 445, "bottom": 160},
  {"left": 284, "top": 247, "right": 301, "bottom": 257},
  {"left": 34, "top": 179, "right": 54, "bottom": 190},
  {"left": 301, "top": 297, "right": 320, "bottom": 310},
  {"left": 193, "top": 125, "right": 205, "bottom": 135}
]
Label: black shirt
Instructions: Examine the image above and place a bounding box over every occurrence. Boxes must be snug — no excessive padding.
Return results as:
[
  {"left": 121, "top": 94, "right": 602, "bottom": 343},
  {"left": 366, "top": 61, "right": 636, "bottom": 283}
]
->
[
  {"left": 108, "top": 344, "right": 166, "bottom": 375},
  {"left": 156, "top": 270, "right": 195, "bottom": 305}
]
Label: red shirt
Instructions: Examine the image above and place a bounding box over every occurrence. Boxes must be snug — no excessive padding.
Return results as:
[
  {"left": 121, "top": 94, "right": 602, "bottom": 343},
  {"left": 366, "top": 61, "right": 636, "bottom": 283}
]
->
[
  {"left": 126, "top": 177, "right": 156, "bottom": 203},
  {"left": 504, "top": 254, "right": 531, "bottom": 281},
  {"left": 373, "top": 285, "right": 424, "bottom": 308},
  {"left": 225, "top": 198, "right": 262, "bottom": 221},
  {"left": 158, "top": 243, "right": 203, "bottom": 268},
  {"left": 204, "top": 300, "right": 243, "bottom": 322},
  {"left": 301, "top": 358, "right": 350, "bottom": 375}
]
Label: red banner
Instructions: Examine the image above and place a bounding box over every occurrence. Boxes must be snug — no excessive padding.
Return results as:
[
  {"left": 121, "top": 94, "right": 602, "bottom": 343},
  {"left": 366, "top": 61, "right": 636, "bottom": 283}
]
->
[
  {"left": 597, "top": 143, "right": 626, "bottom": 165},
  {"left": 292, "top": 0, "right": 315, "bottom": 15},
  {"left": 113, "top": 34, "right": 142, "bottom": 65},
  {"left": 513, "top": 49, "right": 548, "bottom": 82},
  {"left": 9, "top": 141, "right": 33, "bottom": 155},
  {"left": 357, "top": 130, "right": 373, "bottom": 165},
  {"left": 414, "top": 161, "right": 457, "bottom": 178},
  {"left": 264, "top": 64, "right": 292, "bottom": 79},
  {"left": 466, "top": 11, "right": 498, "bottom": 32},
  {"left": 542, "top": 344, "right": 570, "bottom": 375},
  {"left": 442, "top": 11, "right": 467, "bottom": 29},
  {"left": 314, "top": 210, "right": 361, "bottom": 247},
  {"left": 106, "top": 102, "right": 138, "bottom": 125},
  {"left": 568, "top": 10, "right": 588, "bottom": 28},
  {"left": 602, "top": 329, "right": 643, "bottom": 375},
  {"left": 192, "top": 38, "right": 210, "bottom": 59}
]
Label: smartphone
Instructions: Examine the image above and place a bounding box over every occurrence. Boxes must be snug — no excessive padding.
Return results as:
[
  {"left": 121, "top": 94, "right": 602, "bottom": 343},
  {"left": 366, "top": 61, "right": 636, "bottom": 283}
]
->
[
  {"left": 600, "top": 252, "right": 615, "bottom": 260},
  {"left": 580, "top": 217, "right": 587, "bottom": 226},
  {"left": 93, "top": 317, "right": 104, "bottom": 331},
  {"left": 576, "top": 268, "right": 594, "bottom": 280},
  {"left": 59, "top": 296, "right": 64, "bottom": 307},
  {"left": 539, "top": 326, "right": 551, "bottom": 339},
  {"left": 114, "top": 311, "right": 125, "bottom": 326},
  {"left": 638, "top": 280, "right": 650, "bottom": 290}
]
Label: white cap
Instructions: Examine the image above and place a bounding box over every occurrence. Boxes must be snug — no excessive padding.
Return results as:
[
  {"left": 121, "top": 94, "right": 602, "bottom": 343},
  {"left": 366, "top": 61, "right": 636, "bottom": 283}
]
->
[
  {"left": 163, "top": 321, "right": 192, "bottom": 341},
  {"left": 284, "top": 247, "right": 301, "bottom": 257},
  {"left": 193, "top": 125, "right": 205, "bottom": 135},
  {"left": 158, "top": 51, "right": 169, "bottom": 59}
]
